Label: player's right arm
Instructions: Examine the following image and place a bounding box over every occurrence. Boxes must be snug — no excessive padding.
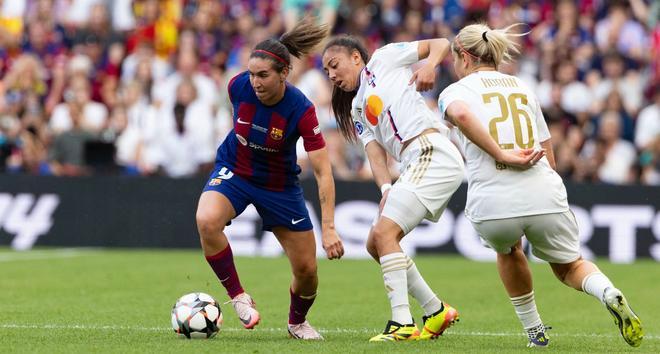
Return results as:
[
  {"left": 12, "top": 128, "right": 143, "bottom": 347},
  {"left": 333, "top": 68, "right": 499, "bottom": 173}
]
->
[
  {"left": 364, "top": 141, "right": 393, "bottom": 213},
  {"left": 445, "top": 100, "right": 544, "bottom": 169}
]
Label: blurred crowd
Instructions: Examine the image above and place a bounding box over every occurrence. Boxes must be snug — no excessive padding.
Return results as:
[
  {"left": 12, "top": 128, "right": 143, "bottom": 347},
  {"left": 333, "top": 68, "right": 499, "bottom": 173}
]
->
[{"left": 0, "top": 0, "right": 658, "bottom": 185}]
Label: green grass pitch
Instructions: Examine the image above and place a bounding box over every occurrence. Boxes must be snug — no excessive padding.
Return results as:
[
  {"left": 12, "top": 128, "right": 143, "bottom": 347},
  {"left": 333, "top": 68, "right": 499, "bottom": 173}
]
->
[{"left": 1, "top": 248, "right": 658, "bottom": 353}]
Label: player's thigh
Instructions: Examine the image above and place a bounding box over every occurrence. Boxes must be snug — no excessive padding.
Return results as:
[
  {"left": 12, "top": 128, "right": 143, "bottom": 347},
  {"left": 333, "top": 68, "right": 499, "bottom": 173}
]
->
[
  {"left": 471, "top": 218, "right": 525, "bottom": 254},
  {"left": 396, "top": 134, "right": 463, "bottom": 224},
  {"left": 272, "top": 227, "right": 317, "bottom": 276},
  {"left": 253, "top": 187, "right": 312, "bottom": 232},
  {"left": 196, "top": 191, "right": 237, "bottom": 228},
  {"left": 524, "top": 211, "right": 581, "bottom": 264},
  {"left": 198, "top": 168, "right": 251, "bottom": 229},
  {"left": 380, "top": 186, "right": 428, "bottom": 236}
]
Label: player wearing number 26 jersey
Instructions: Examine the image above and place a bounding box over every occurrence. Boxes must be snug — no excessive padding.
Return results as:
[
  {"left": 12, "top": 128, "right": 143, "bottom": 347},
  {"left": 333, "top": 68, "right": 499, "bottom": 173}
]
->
[
  {"left": 439, "top": 23, "right": 643, "bottom": 349},
  {"left": 438, "top": 70, "right": 567, "bottom": 222}
]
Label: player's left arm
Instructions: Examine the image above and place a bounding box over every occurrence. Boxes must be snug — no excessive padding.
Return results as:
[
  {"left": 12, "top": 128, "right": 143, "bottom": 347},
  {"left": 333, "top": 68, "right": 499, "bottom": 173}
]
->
[
  {"left": 307, "top": 147, "right": 344, "bottom": 260},
  {"left": 540, "top": 139, "right": 556, "bottom": 170},
  {"left": 299, "top": 105, "right": 344, "bottom": 259},
  {"left": 409, "top": 38, "right": 451, "bottom": 91}
]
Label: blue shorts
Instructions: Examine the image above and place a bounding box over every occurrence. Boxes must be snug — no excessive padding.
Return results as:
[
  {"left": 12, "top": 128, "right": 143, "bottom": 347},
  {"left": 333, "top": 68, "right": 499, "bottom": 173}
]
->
[{"left": 202, "top": 167, "right": 313, "bottom": 232}]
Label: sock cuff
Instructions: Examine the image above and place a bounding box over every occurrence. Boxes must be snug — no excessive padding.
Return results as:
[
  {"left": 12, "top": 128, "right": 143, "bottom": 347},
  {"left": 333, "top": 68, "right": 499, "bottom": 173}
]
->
[
  {"left": 205, "top": 245, "right": 232, "bottom": 261},
  {"left": 581, "top": 272, "right": 604, "bottom": 292},
  {"left": 290, "top": 287, "right": 317, "bottom": 299},
  {"left": 510, "top": 291, "right": 535, "bottom": 306},
  {"left": 380, "top": 252, "right": 407, "bottom": 273}
]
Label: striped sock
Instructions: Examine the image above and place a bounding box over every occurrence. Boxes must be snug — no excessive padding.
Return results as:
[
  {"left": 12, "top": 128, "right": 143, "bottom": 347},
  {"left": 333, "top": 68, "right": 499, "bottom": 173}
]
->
[
  {"left": 380, "top": 252, "right": 413, "bottom": 324},
  {"left": 510, "top": 291, "right": 542, "bottom": 331},
  {"left": 405, "top": 255, "right": 442, "bottom": 315}
]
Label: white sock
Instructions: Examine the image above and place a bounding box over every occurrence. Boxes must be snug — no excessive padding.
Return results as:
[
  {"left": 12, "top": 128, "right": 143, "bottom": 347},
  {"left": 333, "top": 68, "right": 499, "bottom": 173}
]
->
[
  {"left": 510, "top": 291, "right": 543, "bottom": 330},
  {"left": 582, "top": 272, "right": 615, "bottom": 304},
  {"left": 405, "top": 255, "right": 442, "bottom": 315},
  {"left": 380, "top": 252, "right": 413, "bottom": 325}
]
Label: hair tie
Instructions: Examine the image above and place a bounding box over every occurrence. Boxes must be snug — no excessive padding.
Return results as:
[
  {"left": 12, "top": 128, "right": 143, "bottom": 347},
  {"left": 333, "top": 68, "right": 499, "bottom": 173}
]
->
[
  {"left": 482, "top": 31, "right": 489, "bottom": 42},
  {"left": 253, "top": 49, "right": 289, "bottom": 66}
]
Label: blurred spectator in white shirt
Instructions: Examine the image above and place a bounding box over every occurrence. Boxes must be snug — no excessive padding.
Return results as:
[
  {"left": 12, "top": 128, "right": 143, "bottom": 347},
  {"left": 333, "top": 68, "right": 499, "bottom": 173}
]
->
[
  {"left": 149, "top": 78, "right": 215, "bottom": 177},
  {"left": 49, "top": 74, "right": 108, "bottom": 135},
  {"left": 583, "top": 111, "right": 637, "bottom": 184},
  {"left": 152, "top": 49, "right": 217, "bottom": 110}
]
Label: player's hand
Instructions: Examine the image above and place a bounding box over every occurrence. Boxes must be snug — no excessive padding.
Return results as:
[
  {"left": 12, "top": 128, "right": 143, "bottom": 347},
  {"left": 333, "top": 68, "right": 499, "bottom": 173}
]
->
[
  {"left": 378, "top": 189, "right": 390, "bottom": 215},
  {"left": 408, "top": 64, "right": 436, "bottom": 92},
  {"left": 322, "top": 229, "right": 344, "bottom": 260},
  {"left": 498, "top": 148, "right": 545, "bottom": 170}
]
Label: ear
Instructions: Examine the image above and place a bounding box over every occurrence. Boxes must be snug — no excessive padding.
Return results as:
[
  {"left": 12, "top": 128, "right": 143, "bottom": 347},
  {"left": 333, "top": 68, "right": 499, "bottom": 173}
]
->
[
  {"left": 352, "top": 50, "right": 361, "bottom": 65},
  {"left": 461, "top": 52, "right": 471, "bottom": 70},
  {"left": 280, "top": 66, "right": 289, "bottom": 81}
]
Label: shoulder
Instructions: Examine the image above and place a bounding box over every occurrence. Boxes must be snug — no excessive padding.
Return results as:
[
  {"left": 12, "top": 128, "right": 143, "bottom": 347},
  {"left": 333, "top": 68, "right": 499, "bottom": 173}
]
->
[
  {"left": 228, "top": 71, "right": 251, "bottom": 102},
  {"left": 286, "top": 83, "right": 314, "bottom": 112},
  {"left": 228, "top": 71, "right": 250, "bottom": 91}
]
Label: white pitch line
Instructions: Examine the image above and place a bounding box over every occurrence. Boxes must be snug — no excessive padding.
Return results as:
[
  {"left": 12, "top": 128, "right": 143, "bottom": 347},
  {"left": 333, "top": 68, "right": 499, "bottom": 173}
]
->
[
  {"left": 0, "top": 249, "right": 96, "bottom": 262},
  {"left": 0, "top": 324, "right": 657, "bottom": 340}
]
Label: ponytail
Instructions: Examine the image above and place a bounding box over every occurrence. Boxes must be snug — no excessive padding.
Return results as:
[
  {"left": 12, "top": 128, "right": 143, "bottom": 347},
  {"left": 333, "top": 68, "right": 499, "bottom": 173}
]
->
[
  {"left": 452, "top": 23, "right": 528, "bottom": 68},
  {"left": 252, "top": 18, "right": 329, "bottom": 73}
]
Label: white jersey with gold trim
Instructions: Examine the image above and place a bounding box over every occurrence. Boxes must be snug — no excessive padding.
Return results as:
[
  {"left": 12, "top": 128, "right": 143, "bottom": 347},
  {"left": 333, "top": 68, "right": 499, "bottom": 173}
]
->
[
  {"left": 351, "top": 42, "right": 448, "bottom": 161},
  {"left": 438, "top": 71, "right": 568, "bottom": 221}
]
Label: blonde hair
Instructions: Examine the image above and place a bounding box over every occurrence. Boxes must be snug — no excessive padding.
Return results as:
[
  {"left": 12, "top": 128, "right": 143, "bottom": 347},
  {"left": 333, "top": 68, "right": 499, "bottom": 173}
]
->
[{"left": 452, "top": 23, "right": 528, "bottom": 68}]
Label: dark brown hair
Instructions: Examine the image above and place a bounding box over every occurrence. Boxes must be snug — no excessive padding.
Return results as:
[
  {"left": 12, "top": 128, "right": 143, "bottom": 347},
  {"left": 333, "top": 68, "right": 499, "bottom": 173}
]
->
[
  {"left": 323, "top": 36, "right": 369, "bottom": 143},
  {"left": 251, "top": 18, "right": 329, "bottom": 73}
]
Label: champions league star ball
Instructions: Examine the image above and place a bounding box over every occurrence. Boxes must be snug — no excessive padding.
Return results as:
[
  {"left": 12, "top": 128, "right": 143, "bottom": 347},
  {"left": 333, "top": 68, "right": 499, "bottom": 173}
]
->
[{"left": 171, "top": 292, "right": 223, "bottom": 339}]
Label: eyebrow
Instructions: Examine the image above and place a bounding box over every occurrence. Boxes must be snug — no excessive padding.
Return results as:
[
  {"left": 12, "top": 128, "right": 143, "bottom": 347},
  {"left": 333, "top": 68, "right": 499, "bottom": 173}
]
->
[{"left": 248, "top": 69, "right": 270, "bottom": 75}]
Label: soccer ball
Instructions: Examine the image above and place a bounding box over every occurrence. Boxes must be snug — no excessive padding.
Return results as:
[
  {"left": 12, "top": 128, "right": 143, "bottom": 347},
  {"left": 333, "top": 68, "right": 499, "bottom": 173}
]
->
[{"left": 171, "top": 292, "right": 223, "bottom": 339}]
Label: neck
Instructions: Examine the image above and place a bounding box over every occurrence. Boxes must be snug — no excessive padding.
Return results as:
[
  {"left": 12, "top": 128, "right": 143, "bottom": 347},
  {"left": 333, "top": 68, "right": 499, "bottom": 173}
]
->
[{"left": 466, "top": 65, "right": 497, "bottom": 76}]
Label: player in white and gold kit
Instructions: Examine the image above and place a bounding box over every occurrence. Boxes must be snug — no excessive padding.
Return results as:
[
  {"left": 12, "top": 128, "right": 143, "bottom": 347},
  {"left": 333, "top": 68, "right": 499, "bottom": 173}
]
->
[
  {"left": 322, "top": 36, "right": 540, "bottom": 342},
  {"left": 438, "top": 23, "right": 644, "bottom": 348}
]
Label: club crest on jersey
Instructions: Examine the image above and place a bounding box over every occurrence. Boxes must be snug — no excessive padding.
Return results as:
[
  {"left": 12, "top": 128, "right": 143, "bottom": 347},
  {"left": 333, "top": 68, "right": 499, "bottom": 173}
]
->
[
  {"left": 208, "top": 178, "right": 222, "bottom": 186},
  {"left": 354, "top": 121, "right": 364, "bottom": 135},
  {"left": 270, "top": 127, "right": 284, "bottom": 141}
]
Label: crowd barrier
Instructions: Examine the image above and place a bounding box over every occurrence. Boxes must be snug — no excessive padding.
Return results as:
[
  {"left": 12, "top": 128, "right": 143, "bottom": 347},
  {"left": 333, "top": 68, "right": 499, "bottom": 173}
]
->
[{"left": 0, "top": 175, "right": 658, "bottom": 263}]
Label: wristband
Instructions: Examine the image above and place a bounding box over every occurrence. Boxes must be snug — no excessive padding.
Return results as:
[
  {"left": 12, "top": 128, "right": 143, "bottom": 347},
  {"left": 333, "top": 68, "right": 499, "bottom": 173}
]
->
[{"left": 380, "top": 183, "right": 392, "bottom": 194}]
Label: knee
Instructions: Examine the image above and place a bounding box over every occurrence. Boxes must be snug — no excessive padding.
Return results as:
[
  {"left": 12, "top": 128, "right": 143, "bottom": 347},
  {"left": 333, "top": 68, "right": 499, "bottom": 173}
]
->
[
  {"left": 293, "top": 261, "right": 318, "bottom": 281},
  {"left": 371, "top": 224, "right": 394, "bottom": 250},
  {"left": 196, "top": 209, "right": 225, "bottom": 239}
]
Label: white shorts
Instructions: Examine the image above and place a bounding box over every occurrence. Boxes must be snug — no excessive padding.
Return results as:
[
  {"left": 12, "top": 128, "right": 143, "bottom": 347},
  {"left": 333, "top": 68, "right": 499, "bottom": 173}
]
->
[
  {"left": 471, "top": 210, "right": 581, "bottom": 264},
  {"left": 382, "top": 132, "right": 464, "bottom": 235}
]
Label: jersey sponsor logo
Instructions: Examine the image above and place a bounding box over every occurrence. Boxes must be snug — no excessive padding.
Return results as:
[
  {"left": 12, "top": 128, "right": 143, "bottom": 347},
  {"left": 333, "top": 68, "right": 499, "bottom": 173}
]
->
[
  {"left": 248, "top": 141, "right": 279, "bottom": 152},
  {"left": 291, "top": 217, "right": 306, "bottom": 225},
  {"left": 208, "top": 178, "right": 222, "bottom": 186},
  {"left": 365, "top": 95, "right": 383, "bottom": 125},
  {"left": 236, "top": 133, "right": 248, "bottom": 146},
  {"left": 313, "top": 125, "right": 321, "bottom": 135},
  {"left": 354, "top": 121, "right": 364, "bottom": 135},
  {"left": 365, "top": 67, "right": 377, "bottom": 87},
  {"left": 237, "top": 117, "right": 250, "bottom": 125},
  {"left": 270, "top": 127, "right": 284, "bottom": 141},
  {"left": 251, "top": 124, "right": 268, "bottom": 133}
]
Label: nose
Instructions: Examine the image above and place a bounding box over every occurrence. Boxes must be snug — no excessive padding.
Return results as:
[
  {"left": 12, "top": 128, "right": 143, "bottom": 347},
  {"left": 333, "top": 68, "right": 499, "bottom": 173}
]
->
[{"left": 328, "top": 70, "right": 336, "bottom": 82}]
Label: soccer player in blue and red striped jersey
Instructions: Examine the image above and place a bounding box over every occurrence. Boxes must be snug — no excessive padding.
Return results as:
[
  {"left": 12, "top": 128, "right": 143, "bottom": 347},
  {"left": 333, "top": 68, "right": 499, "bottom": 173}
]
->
[{"left": 196, "top": 19, "right": 344, "bottom": 340}]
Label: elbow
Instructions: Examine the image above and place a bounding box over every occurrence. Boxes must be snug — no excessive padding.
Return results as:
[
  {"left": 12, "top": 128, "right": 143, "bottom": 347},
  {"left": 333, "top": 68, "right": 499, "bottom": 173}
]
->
[{"left": 437, "top": 38, "right": 450, "bottom": 47}]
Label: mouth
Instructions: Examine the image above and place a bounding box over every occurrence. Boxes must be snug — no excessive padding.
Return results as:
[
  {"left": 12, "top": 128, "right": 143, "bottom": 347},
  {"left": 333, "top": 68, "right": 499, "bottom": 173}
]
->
[{"left": 337, "top": 81, "right": 344, "bottom": 89}]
